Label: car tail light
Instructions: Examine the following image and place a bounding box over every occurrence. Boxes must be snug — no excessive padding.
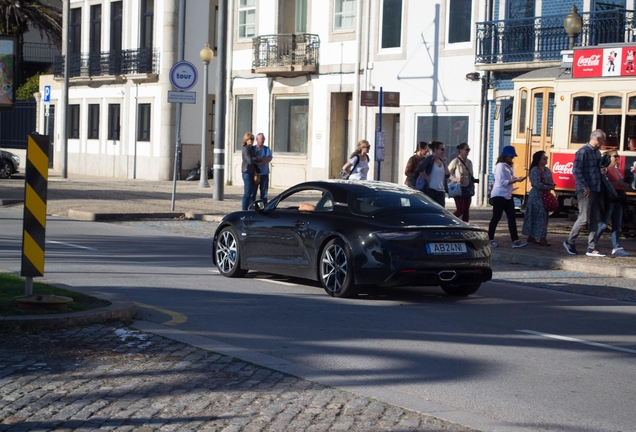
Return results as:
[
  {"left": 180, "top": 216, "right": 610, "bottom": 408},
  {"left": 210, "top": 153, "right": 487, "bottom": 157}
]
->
[{"left": 375, "top": 231, "right": 420, "bottom": 241}]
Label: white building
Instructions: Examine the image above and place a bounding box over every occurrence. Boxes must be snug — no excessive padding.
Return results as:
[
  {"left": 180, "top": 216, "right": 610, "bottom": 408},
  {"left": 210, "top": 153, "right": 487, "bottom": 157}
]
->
[
  {"left": 39, "top": 0, "right": 486, "bottom": 191},
  {"left": 40, "top": 0, "right": 219, "bottom": 180},
  {"left": 228, "top": 0, "right": 486, "bottom": 190}
]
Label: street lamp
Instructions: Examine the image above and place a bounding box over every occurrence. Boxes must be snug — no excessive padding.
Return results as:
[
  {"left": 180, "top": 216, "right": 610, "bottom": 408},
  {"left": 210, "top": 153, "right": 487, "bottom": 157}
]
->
[
  {"left": 563, "top": 5, "right": 583, "bottom": 50},
  {"left": 198, "top": 42, "right": 214, "bottom": 188}
]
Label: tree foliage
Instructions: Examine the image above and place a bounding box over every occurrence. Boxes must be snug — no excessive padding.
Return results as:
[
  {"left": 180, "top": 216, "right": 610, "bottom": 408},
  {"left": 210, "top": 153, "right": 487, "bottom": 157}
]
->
[
  {"left": 16, "top": 72, "right": 40, "bottom": 100},
  {"left": 0, "top": 0, "right": 62, "bottom": 48}
]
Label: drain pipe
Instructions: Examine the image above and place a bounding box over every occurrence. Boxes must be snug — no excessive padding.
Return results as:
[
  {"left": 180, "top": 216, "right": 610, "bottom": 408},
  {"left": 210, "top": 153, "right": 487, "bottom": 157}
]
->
[
  {"left": 351, "top": 0, "right": 363, "bottom": 147},
  {"left": 361, "top": 0, "right": 372, "bottom": 137}
]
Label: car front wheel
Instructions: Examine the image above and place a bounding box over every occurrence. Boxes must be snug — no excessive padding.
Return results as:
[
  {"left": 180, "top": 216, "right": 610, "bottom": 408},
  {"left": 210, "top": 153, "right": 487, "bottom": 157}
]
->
[
  {"left": 319, "top": 238, "right": 357, "bottom": 298},
  {"left": 441, "top": 283, "right": 481, "bottom": 296},
  {"left": 214, "top": 227, "right": 247, "bottom": 278}
]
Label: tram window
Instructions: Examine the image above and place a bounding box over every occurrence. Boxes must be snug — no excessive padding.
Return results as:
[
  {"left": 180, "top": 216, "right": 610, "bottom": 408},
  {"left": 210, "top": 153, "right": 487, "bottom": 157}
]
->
[
  {"left": 532, "top": 93, "right": 543, "bottom": 136},
  {"left": 570, "top": 96, "right": 594, "bottom": 145},
  {"left": 518, "top": 90, "right": 527, "bottom": 136},
  {"left": 600, "top": 95, "right": 622, "bottom": 112},
  {"left": 596, "top": 114, "right": 621, "bottom": 148},
  {"left": 625, "top": 116, "right": 636, "bottom": 149},
  {"left": 629, "top": 96, "right": 636, "bottom": 111}
]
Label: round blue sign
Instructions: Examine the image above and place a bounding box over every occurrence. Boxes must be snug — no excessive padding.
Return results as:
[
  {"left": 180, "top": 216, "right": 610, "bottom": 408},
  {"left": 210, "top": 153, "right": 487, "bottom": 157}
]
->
[{"left": 169, "top": 61, "right": 198, "bottom": 91}]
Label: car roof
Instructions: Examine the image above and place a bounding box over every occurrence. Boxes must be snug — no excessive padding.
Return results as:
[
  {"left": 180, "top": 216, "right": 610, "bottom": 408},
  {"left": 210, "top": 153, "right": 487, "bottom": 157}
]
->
[{"left": 288, "top": 180, "right": 418, "bottom": 202}]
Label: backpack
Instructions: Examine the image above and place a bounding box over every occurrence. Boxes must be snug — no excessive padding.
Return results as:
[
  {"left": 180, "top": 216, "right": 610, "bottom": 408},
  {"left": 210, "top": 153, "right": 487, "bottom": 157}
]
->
[{"left": 412, "top": 156, "right": 434, "bottom": 192}]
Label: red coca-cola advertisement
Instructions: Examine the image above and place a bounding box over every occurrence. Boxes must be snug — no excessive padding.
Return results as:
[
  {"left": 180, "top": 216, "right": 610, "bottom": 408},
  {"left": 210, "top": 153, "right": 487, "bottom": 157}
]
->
[
  {"left": 573, "top": 46, "right": 636, "bottom": 78},
  {"left": 551, "top": 152, "right": 576, "bottom": 190}
]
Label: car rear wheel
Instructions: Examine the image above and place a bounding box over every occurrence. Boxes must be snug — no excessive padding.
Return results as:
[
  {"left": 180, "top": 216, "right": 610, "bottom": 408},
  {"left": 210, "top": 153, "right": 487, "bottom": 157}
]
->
[
  {"left": 320, "top": 238, "right": 357, "bottom": 298},
  {"left": 441, "top": 283, "right": 481, "bottom": 296},
  {"left": 0, "top": 160, "right": 11, "bottom": 179},
  {"left": 214, "top": 227, "right": 247, "bottom": 278}
]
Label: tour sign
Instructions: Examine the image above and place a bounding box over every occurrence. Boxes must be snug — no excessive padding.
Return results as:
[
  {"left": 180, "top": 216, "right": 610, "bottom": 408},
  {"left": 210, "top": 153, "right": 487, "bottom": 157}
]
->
[{"left": 169, "top": 61, "right": 198, "bottom": 91}]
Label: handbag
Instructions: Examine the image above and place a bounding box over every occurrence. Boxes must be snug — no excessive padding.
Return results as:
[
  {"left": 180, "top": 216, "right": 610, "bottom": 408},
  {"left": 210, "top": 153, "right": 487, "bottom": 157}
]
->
[
  {"left": 539, "top": 171, "right": 558, "bottom": 212},
  {"left": 340, "top": 156, "right": 359, "bottom": 180},
  {"left": 457, "top": 158, "right": 475, "bottom": 197},
  {"left": 253, "top": 164, "right": 261, "bottom": 185},
  {"left": 448, "top": 180, "right": 462, "bottom": 198}
]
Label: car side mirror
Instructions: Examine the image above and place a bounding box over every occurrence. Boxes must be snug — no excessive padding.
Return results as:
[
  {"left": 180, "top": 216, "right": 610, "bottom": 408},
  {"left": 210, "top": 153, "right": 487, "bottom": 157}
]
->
[{"left": 252, "top": 200, "right": 265, "bottom": 212}]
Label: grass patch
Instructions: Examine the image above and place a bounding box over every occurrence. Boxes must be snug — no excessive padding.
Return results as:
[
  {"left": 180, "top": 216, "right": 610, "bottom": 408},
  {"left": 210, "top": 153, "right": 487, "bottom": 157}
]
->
[{"left": 0, "top": 273, "right": 111, "bottom": 316}]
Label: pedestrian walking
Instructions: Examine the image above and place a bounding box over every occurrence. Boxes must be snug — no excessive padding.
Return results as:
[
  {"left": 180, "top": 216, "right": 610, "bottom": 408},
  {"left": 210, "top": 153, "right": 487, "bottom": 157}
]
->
[
  {"left": 342, "top": 140, "right": 370, "bottom": 180},
  {"left": 563, "top": 129, "right": 607, "bottom": 257},
  {"left": 253, "top": 133, "right": 273, "bottom": 204},
  {"left": 404, "top": 141, "right": 429, "bottom": 187},
  {"left": 596, "top": 149, "right": 630, "bottom": 257},
  {"left": 488, "top": 145, "right": 528, "bottom": 248},
  {"left": 448, "top": 142, "right": 475, "bottom": 221},
  {"left": 416, "top": 140, "right": 449, "bottom": 207},
  {"left": 522, "top": 151, "right": 555, "bottom": 246}
]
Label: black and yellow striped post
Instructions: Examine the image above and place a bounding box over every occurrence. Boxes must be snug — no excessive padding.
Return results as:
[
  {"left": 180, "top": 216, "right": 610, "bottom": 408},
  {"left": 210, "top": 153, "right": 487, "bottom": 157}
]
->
[{"left": 21, "top": 133, "right": 50, "bottom": 295}]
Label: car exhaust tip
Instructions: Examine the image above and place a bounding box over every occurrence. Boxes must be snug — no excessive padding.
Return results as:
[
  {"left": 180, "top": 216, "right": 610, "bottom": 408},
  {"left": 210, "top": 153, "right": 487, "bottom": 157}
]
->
[{"left": 438, "top": 270, "right": 457, "bottom": 282}]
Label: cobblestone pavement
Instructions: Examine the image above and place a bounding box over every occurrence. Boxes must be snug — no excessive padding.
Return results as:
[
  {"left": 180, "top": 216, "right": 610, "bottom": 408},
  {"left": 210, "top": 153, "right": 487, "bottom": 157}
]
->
[{"left": 0, "top": 323, "right": 476, "bottom": 432}]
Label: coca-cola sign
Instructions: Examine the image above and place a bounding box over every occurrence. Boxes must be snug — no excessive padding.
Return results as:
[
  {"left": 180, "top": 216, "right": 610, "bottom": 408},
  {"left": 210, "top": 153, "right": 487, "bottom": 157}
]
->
[
  {"left": 551, "top": 152, "right": 576, "bottom": 190},
  {"left": 573, "top": 46, "right": 636, "bottom": 78}
]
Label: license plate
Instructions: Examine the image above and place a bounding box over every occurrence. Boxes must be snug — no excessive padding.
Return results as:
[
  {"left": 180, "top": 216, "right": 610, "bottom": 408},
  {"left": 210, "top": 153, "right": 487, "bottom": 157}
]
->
[{"left": 426, "top": 243, "right": 467, "bottom": 254}]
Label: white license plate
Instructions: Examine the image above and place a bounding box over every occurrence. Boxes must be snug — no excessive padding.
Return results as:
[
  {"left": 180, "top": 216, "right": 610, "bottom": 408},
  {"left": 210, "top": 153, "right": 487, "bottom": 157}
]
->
[{"left": 426, "top": 243, "right": 467, "bottom": 254}]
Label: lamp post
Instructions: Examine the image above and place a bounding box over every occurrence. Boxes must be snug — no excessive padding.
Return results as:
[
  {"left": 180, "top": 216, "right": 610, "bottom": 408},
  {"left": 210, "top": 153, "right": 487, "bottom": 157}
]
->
[
  {"left": 563, "top": 5, "right": 583, "bottom": 50},
  {"left": 198, "top": 43, "right": 214, "bottom": 188}
]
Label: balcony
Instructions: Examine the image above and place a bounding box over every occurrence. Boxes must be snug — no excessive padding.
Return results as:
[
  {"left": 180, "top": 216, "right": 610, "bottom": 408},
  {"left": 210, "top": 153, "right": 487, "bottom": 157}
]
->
[
  {"left": 476, "top": 9, "right": 636, "bottom": 69},
  {"left": 253, "top": 34, "right": 319, "bottom": 77},
  {"left": 23, "top": 43, "right": 60, "bottom": 63},
  {"left": 53, "top": 48, "right": 159, "bottom": 80}
]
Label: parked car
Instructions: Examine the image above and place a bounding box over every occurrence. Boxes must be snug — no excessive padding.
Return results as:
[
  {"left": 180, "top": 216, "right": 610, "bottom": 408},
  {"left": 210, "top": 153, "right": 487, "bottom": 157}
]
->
[
  {"left": 212, "top": 180, "right": 492, "bottom": 298},
  {"left": 0, "top": 150, "right": 20, "bottom": 179}
]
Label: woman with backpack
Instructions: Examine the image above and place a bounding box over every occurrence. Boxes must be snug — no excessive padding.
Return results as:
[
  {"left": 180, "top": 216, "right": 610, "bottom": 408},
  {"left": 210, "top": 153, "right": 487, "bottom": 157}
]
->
[
  {"left": 342, "top": 139, "right": 371, "bottom": 180},
  {"left": 404, "top": 141, "right": 429, "bottom": 187}
]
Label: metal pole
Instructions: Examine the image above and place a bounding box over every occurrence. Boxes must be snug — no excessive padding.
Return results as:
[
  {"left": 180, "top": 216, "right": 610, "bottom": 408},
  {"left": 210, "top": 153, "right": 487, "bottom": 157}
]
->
[
  {"left": 25, "top": 276, "right": 33, "bottom": 296},
  {"left": 60, "top": 0, "right": 70, "bottom": 178},
  {"left": 214, "top": 0, "right": 228, "bottom": 200},
  {"left": 199, "top": 53, "right": 211, "bottom": 188},
  {"left": 171, "top": 0, "right": 186, "bottom": 210},
  {"left": 376, "top": 87, "right": 383, "bottom": 181}
]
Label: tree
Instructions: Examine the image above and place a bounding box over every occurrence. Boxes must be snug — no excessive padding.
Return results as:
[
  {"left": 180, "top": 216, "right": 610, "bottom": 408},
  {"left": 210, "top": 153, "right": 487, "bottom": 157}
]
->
[{"left": 0, "top": 0, "right": 62, "bottom": 48}]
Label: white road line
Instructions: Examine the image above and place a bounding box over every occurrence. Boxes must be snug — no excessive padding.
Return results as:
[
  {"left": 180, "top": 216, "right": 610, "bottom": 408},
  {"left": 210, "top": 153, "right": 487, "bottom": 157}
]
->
[
  {"left": 46, "top": 240, "right": 98, "bottom": 251},
  {"left": 517, "top": 330, "right": 636, "bottom": 355}
]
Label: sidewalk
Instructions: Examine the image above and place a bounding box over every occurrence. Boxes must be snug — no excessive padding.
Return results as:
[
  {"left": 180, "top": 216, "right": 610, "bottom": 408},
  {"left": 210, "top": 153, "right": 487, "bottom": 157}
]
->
[{"left": 3, "top": 171, "right": 636, "bottom": 279}]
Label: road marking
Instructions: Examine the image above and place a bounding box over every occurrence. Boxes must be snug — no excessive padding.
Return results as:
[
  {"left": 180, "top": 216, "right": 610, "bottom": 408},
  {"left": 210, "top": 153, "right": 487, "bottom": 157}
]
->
[
  {"left": 134, "top": 302, "right": 187, "bottom": 326},
  {"left": 46, "top": 240, "right": 98, "bottom": 251},
  {"left": 517, "top": 330, "right": 636, "bottom": 355},
  {"left": 256, "top": 278, "right": 298, "bottom": 287}
]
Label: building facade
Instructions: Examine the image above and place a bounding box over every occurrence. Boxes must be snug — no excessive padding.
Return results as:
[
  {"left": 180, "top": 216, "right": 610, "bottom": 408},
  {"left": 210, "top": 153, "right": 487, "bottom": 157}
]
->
[
  {"left": 40, "top": 0, "right": 219, "bottom": 180},
  {"left": 227, "top": 0, "right": 488, "bottom": 193}
]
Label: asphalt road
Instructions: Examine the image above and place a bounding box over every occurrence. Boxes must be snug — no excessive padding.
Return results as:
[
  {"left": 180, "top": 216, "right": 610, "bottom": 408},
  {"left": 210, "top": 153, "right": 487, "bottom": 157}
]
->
[{"left": 2, "top": 208, "right": 636, "bottom": 432}]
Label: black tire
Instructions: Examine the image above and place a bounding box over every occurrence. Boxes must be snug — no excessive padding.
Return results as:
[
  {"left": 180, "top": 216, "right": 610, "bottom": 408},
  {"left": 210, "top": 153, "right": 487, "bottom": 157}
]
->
[
  {"left": 319, "top": 238, "right": 357, "bottom": 298},
  {"left": 0, "top": 159, "right": 10, "bottom": 179},
  {"left": 441, "top": 283, "right": 481, "bottom": 297},
  {"left": 214, "top": 227, "right": 247, "bottom": 278}
]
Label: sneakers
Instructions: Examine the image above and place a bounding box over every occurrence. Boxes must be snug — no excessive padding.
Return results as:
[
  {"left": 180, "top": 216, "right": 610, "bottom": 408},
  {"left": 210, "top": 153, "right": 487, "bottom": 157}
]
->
[
  {"left": 563, "top": 241, "right": 578, "bottom": 255},
  {"left": 612, "top": 247, "right": 630, "bottom": 257},
  {"left": 586, "top": 248, "right": 606, "bottom": 257},
  {"left": 512, "top": 240, "right": 528, "bottom": 248},
  {"left": 490, "top": 240, "right": 499, "bottom": 248}
]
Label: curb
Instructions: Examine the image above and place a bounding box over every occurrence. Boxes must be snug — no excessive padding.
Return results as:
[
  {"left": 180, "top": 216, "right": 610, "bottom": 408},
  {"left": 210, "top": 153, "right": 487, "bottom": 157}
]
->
[
  {"left": 0, "top": 300, "right": 136, "bottom": 331},
  {"left": 0, "top": 199, "right": 22, "bottom": 206},
  {"left": 68, "top": 210, "right": 185, "bottom": 221},
  {"left": 492, "top": 249, "right": 636, "bottom": 278}
]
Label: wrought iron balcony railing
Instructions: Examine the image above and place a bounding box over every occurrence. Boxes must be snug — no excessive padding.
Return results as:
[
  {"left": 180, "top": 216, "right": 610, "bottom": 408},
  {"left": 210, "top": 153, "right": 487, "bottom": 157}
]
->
[
  {"left": 476, "top": 9, "right": 636, "bottom": 65},
  {"left": 253, "top": 33, "right": 319, "bottom": 76},
  {"left": 53, "top": 48, "right": 159, "bottom": 78},
  {"left": 23, "top": 42, "right": 60, "bottom": 63}
]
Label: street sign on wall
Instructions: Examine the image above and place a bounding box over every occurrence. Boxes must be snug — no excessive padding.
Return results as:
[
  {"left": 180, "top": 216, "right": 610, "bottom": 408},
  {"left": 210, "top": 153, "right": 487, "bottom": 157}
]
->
[
  {"left": 361, "top": 91, "right": 379, "bottom": 106},
  {"left": 169, "top": 61, "right": 198, "bottom": 91},
  {"left": 360, "top": 90, "right": 400, "bottom": 107}
]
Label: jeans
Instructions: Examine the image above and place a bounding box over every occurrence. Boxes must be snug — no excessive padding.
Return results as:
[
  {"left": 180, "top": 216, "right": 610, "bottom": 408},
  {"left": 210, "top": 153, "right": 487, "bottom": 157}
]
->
[
  {"left": 453, "top": 196, "right": 472, "bottom": 222},
  {"left": 567, "top": 191, "right": 600, "bottom": 250},
  {"left": 242, "top": 172, "right": 256, "bottom": 211},
  {"left": 596, "top": 201, "right": 623, "bottom": 250},
  {"left": 426, "top": 188, "right": 446, "bottom": 208},
  {"left": 488, "top": 196, "right": 519, "bottom": 241},
  {"left": 253, "top": 174, "right": 269, "bottom": 204}
]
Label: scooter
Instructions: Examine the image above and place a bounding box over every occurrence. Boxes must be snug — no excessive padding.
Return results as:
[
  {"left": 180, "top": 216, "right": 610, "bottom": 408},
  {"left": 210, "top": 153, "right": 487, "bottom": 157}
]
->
[{"left": 185, "top": 162, "right": 214, "bottom": 181}]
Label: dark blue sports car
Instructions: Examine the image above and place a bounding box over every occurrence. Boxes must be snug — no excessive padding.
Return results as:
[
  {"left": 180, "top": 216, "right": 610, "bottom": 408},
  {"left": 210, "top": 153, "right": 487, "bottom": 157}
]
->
[{"left": 212, "top": 180, "right": 492, "bottom": 298}]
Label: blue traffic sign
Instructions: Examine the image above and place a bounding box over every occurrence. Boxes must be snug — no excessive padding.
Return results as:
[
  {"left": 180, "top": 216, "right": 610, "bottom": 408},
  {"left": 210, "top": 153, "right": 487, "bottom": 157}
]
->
[
  {"left": 43, "top": 85, "right": 51, "bottom": 103},
  {"left": 169, "top": 61, "right": 198, "bottom": 91}
]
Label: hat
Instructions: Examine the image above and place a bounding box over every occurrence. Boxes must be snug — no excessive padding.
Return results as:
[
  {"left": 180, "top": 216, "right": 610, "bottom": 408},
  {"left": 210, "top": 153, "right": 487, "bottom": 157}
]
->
[{"left": 501, "top": 145, "right": 518, "bottom": 158}]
